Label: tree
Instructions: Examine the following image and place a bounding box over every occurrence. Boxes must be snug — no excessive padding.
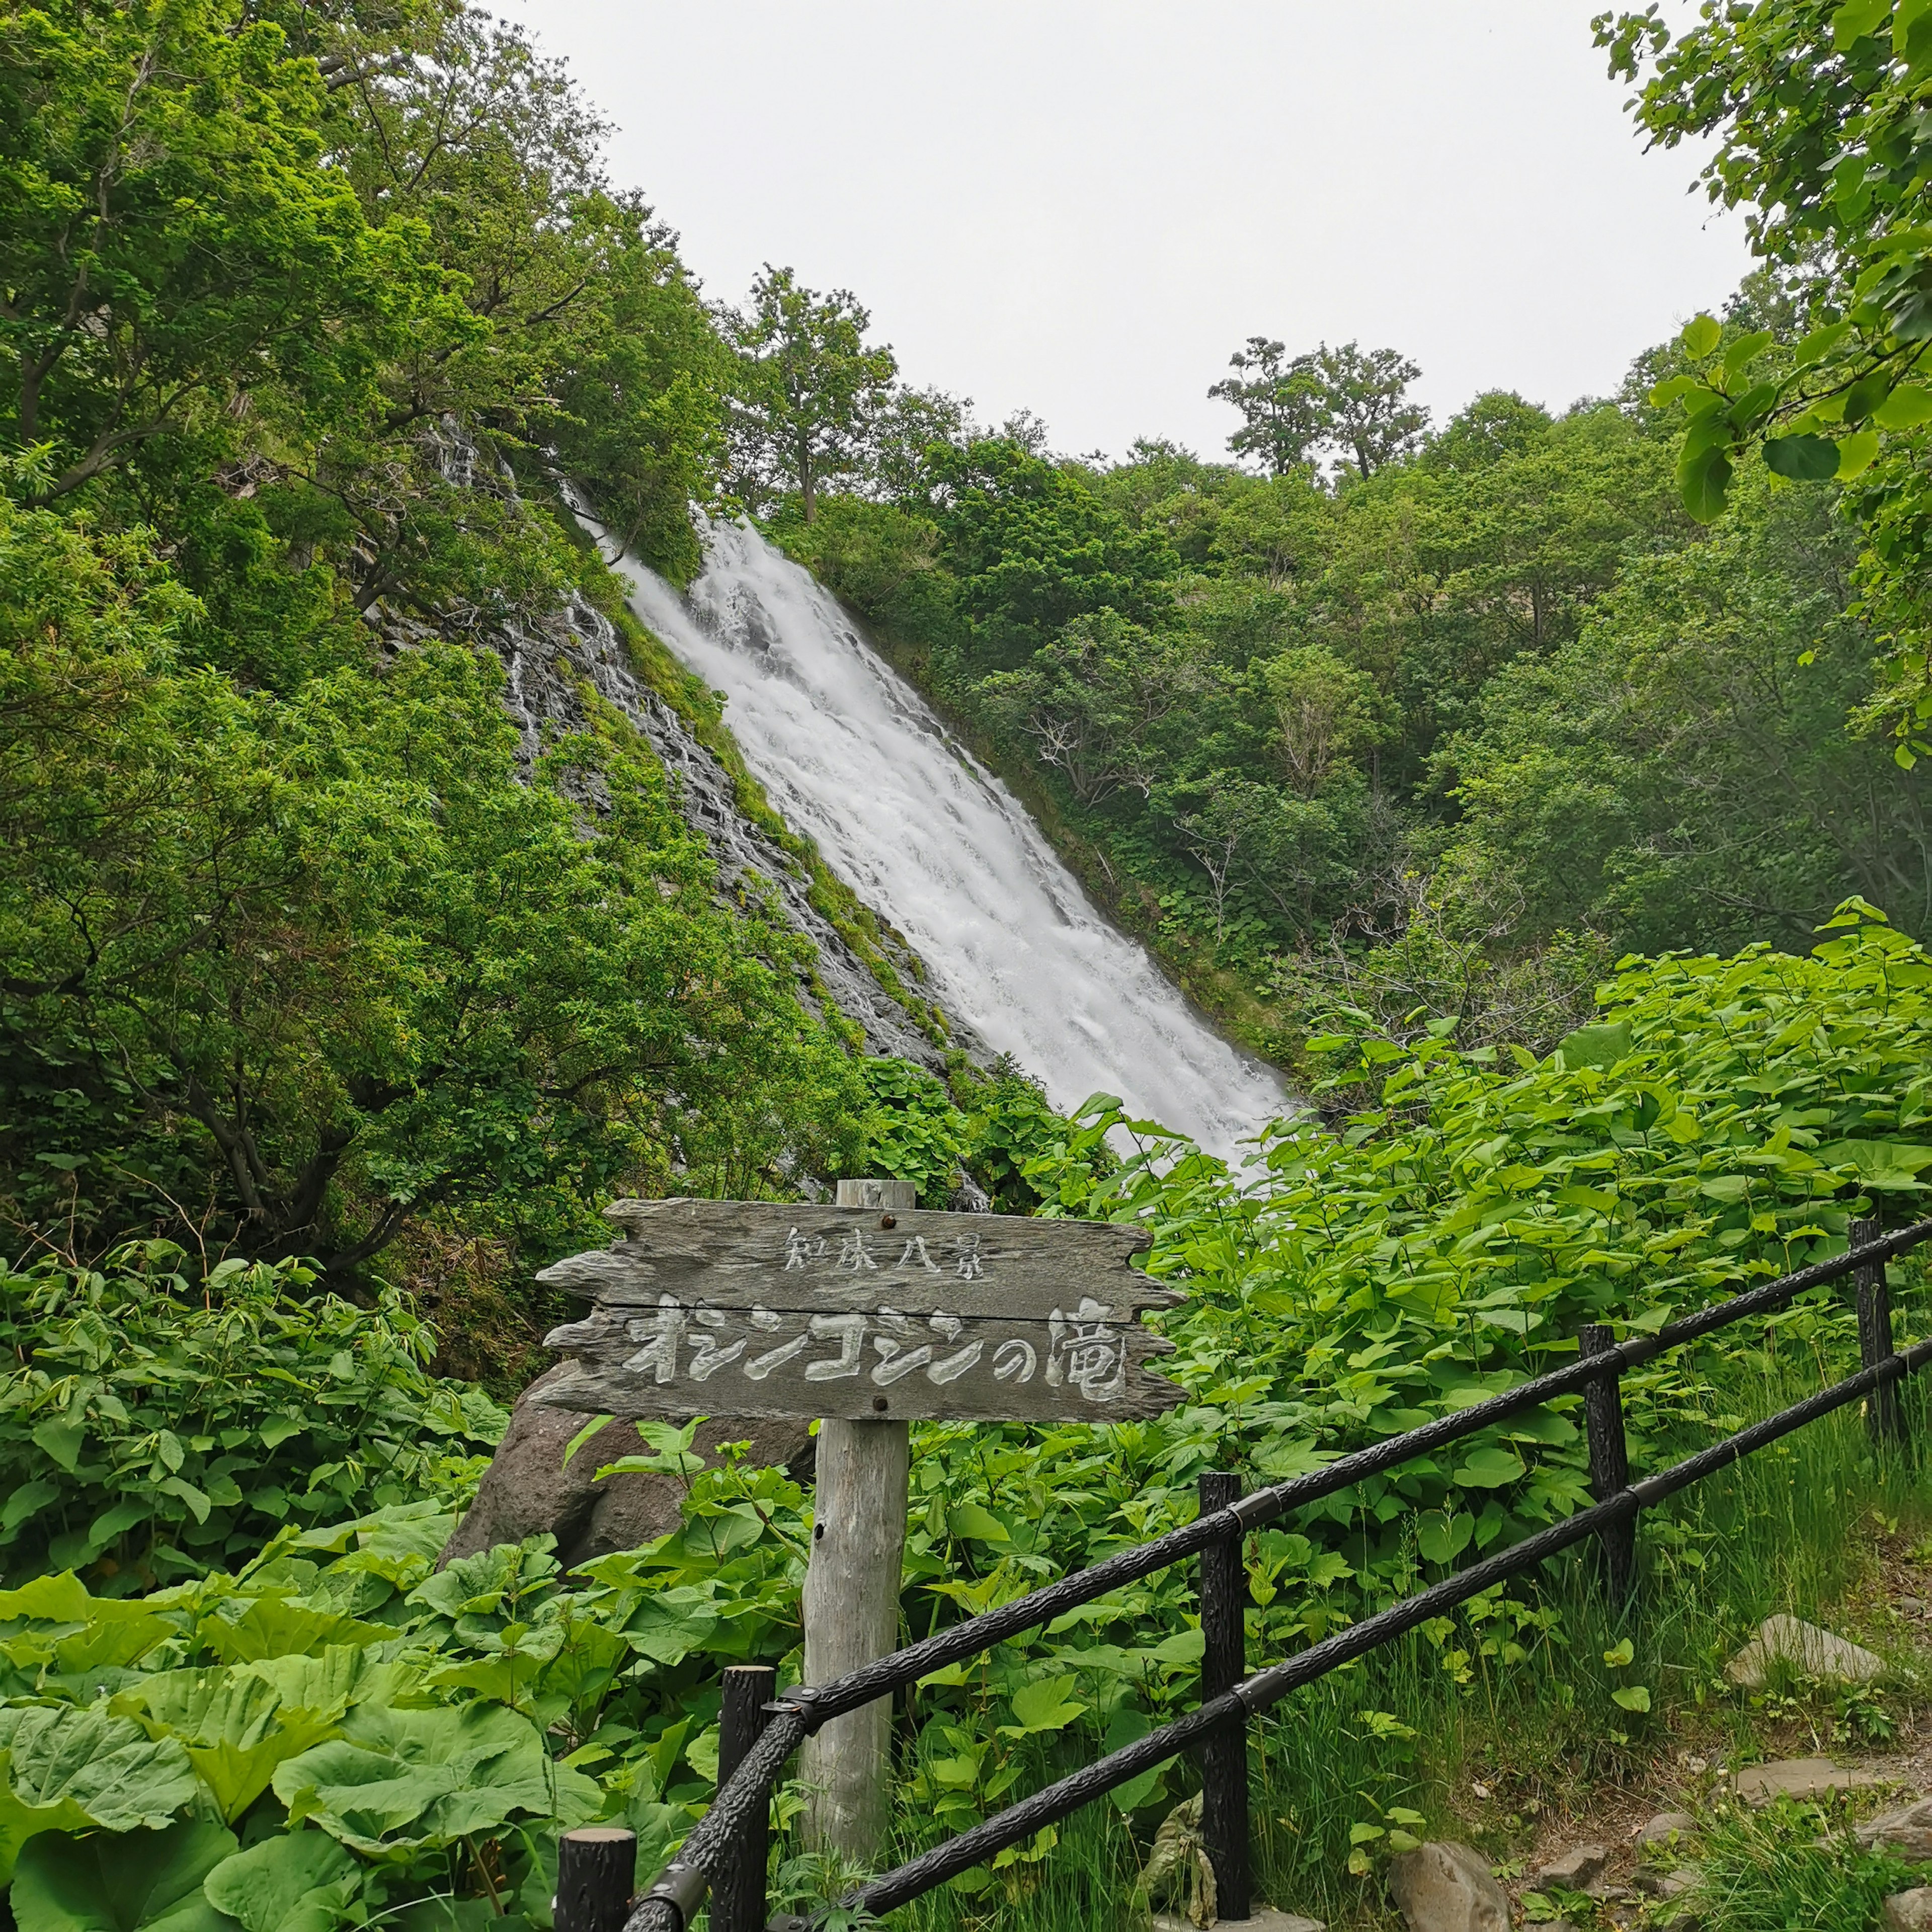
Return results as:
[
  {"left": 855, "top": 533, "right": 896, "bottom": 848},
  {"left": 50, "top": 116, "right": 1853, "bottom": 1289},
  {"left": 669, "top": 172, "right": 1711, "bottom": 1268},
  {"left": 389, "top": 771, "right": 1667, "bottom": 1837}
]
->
[
  {"left": 1207, "top": 338, "right": 1329, "bottom": 477},
  {"left": 922, "top": 437, "right": 1177, "bottom": 666},
  {"left": 1261, "top": 645, "right": 1387, "bottom": 797},
  {"left": 973, "top": 612, "right": 1205, "bottom": 804},
  {"left": 1438, "top": 469, "right": 1932, "bottom": 952},
  {"left": 725, "top": 266, "right": 898, "bottom": 521},
  {"left": 1596, "top": 3, "right": 1932, "bottom": 754},
  {"left": 1209, "top": 336, "right": 1428, "bottom": 480},
  {"left": 1315, "top": 341, "right": 1430, "bottom": 479},
  {"left": 0, "top": 0, "right": 431, "bottom": 502},
  {"left": 0, "top": 497, "right": 861, "bottom": 1272}
]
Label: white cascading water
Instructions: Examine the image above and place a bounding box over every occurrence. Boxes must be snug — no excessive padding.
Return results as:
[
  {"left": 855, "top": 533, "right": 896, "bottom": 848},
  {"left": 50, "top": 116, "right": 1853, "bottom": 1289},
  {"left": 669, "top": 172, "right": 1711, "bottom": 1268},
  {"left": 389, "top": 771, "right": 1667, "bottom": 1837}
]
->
[{"left": 609, "top": 520, "right": 1289, "bottom": 1157}]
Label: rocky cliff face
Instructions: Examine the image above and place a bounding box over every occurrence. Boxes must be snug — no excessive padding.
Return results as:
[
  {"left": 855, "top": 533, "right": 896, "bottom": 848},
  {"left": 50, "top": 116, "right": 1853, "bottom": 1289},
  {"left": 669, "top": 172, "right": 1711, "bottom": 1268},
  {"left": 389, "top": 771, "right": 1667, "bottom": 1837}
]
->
[{"left": 409, "top": 422, "right": 964, "bottom": 1070}]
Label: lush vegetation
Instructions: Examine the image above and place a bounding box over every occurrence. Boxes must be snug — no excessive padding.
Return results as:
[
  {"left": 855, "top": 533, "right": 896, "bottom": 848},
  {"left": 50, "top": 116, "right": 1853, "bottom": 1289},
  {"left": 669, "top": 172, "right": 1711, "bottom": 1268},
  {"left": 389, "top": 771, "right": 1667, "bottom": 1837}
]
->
[
  {"left": 3, "top": 914, "right": 1930, "bottom": 1928},
  {"left": 10, "top": 2, "right": 1932, "bottom": 1929}
]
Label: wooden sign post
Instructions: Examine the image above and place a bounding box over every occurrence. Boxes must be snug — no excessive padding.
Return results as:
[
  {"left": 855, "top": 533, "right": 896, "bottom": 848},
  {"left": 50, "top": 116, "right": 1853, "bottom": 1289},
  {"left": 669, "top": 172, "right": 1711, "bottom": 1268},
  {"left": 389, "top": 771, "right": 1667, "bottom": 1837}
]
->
[{"left": 535, "top": 1183, "right": 1181, "bottom": 1866}]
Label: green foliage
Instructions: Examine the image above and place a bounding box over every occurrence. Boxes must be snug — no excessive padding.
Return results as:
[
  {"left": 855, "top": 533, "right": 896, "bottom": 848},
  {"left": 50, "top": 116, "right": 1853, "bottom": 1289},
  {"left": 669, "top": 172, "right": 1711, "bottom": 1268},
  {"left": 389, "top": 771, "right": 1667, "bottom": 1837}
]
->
[
  {"left": 1439, "top": 468, "right": 1929, "bottom": 954},
  {"left": 725, "top": 267, "right": 900, "bottom": 523},
  {"left": 0, "top": 493, "right": 867, "bottom": 1274},
  {"left": 844, "top": 1058, "right": 1082, "bottom": 1213},
  {"left": 0, "top": 1245, "right": 504, "bottom": 1588},
  {"left": 1685, "top": 1796, "right": 1921, "bottom": 1932}
]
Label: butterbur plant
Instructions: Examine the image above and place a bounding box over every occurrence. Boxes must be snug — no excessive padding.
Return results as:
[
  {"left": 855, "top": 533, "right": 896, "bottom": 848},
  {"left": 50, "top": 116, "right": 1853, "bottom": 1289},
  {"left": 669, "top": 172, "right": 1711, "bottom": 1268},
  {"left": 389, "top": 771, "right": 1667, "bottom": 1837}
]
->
[{"left": 0, "top": 1243, "right": 507, "bottom": 1589}]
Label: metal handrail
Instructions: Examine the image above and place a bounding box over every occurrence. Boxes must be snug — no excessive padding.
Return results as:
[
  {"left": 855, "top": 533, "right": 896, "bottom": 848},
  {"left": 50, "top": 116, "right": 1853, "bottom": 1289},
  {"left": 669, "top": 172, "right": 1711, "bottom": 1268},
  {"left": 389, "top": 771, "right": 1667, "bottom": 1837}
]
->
[{"left": 604, "top": 1218, "right": 1929, "bottom": 1931}]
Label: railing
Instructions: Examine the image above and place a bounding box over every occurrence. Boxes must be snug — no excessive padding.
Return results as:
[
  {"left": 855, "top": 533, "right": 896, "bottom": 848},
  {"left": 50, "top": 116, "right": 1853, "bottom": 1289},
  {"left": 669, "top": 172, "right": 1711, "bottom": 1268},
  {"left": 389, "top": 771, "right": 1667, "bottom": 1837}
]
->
[{"left": 553, "top": 1215, "right": 1932, "bottom": 1932}]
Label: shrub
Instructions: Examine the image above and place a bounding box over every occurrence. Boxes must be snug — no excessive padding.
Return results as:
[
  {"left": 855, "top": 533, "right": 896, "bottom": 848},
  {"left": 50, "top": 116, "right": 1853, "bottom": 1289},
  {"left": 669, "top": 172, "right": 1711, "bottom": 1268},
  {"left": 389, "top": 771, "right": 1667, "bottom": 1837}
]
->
[{"left": 0, "top": 1243, "right": 506, "bottom": 1589}]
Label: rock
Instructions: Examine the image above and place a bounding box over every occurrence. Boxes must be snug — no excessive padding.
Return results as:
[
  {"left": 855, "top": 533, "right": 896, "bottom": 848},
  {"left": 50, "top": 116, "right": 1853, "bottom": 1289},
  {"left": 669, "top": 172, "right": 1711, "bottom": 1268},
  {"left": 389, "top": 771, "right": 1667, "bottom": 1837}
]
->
[
  {"left": 1725, "top": 1614, "right": 1885, "bottom": 1688},
  {"left": 1387, "top": 1841, "right": 1509, "bottom": 1932},
  {"left": 1886, "top": 1889, "right": 1932, "bottom": 1932},
  {"left": 439, "top": 1362, "right": 815, "bottom": 1570},
  {"left": 1732, "top": 1757, "right": 1887, "bottom": 1806},
  {"left": 1633, "top": 1868, "right": 1700, "bottom": 1899},
  {"left": 1533, "top": 1844, "right": 1608, "bottom": 1891},
  {"left": 1523, "top": 1923, "right": 1578, "bottom": 1932},
  {"left": 1861, "top": 1798, "right": 1932, "bottom": 1860},
  {"left": 1635, "top": 1811, "right": 1697, "bottom": 1847},
  {"left": 1898, "top": 1596, "right": 1926, "bottom": 1617},
  {"left": 1152, "top": 1915, "right": 1324, "bottom": 1931}
]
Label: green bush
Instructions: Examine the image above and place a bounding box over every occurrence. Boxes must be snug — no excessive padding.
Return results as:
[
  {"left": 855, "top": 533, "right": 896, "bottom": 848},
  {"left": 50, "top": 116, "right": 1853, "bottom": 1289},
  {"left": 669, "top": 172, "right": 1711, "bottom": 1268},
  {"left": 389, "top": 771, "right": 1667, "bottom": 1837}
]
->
[{"left": 0, "top": 1244, "right": 506, "bottom": 1590}]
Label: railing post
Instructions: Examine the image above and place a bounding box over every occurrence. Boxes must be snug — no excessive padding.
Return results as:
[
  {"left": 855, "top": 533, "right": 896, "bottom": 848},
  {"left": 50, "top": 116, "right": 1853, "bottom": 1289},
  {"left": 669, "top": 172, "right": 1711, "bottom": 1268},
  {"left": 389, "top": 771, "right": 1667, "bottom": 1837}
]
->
[
  {"left": 556, "top": 1827, "right": 635, "bottom": 1932},
  {"left": 1579, "top": 1324, "right": 1636, "bottom": 1608},
  {"left": 1853, "top": 1216, "right": 1908, "bottom": 1447},
  {"left": 1196, "top": 1470, "right": 1251, "bottom": 1921},
  {"left": 712, "top": 1664, "right": 777, "bottom": 1932}
]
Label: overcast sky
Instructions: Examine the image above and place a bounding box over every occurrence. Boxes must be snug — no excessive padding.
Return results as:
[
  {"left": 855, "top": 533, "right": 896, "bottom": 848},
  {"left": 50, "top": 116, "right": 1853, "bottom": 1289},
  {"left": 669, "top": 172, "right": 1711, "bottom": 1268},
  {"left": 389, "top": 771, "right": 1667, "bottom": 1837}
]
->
[{"left": 490, "top": 1, "right": 1751, "bottom": 462}]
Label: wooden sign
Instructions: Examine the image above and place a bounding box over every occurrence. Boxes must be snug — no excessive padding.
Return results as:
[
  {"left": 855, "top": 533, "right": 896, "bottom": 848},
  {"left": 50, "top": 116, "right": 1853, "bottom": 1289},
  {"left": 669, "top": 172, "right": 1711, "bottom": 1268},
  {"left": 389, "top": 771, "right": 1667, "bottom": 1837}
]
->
[{"left": 533, "top": 1196, "right": 1184, "bottom": 1424}]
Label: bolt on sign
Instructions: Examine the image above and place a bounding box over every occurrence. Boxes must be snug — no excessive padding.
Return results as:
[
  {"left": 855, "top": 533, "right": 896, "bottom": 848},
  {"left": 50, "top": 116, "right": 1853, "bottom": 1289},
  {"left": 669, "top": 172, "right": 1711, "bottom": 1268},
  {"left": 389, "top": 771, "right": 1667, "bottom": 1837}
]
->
[{"left": 534, "top": 1197, "right": 1184, "bottom": 1423}]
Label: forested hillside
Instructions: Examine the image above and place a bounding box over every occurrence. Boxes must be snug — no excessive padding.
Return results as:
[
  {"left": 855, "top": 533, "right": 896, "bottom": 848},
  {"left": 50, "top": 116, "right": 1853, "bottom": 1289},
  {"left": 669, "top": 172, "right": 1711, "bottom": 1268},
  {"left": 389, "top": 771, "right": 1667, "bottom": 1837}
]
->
[
  {"left": 0, "top": 0, "right": 1062, "bottom": 1315},
  {"left": 779, "top": 311, "right": 1931, "bottom": 1066}
]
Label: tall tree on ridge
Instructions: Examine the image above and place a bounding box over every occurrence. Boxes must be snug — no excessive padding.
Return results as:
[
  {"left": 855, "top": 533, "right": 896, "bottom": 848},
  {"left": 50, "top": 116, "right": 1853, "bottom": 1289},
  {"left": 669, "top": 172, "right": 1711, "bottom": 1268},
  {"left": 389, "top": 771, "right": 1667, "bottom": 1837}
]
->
[
  {"left": 1208, "top": 337, "right": 1329, "bottom": 476},
  {"left": 1210, "top": 337, "right": 1428, "bottom": 480},
  {"left": 1314, "top": 341, "right": 1430, "bottom": 479},
  {"left": 725, "top": 266, "right": 898, "bottom": 521}
]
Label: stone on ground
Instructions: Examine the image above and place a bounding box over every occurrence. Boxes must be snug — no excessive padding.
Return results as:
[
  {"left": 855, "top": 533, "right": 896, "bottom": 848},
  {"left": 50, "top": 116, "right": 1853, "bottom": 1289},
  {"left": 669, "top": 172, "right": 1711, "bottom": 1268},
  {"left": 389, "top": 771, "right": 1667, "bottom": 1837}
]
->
[
  {"left": 1387, "top": 1841, "right": 1509, "bottom": 1932},
  {"left": 1635, "top": 1810, "right": 1697, "bottom": 1846},
  {"left": 1731, "top": 1756, "right": 1886, "bottom": 1805},
  {"left": 1532, "top": 1844, "right": 1607, "bottom": 1891},
  {"left": 439, "top": 1362, "right": 813, "bottom": 1569},
  {"left": 1724, "top": 1614, "right": 1885, "bottom": 1688},
  {"left": 1633, "top": 1867, "right": 1700, "bottom": 1899},
  {"left": 1861, "top": 1797, "right": 1932, "bottom": 1860},
  {"left": 1523, "top": 1923, "right": 1578, "bottom": 1932},
  {"left": 1151, "top": 1914, "right": 1324, "bottom": 1931},
  {"left": 1885, "top": 1889, "right": 1932, "bottom": 1932}
]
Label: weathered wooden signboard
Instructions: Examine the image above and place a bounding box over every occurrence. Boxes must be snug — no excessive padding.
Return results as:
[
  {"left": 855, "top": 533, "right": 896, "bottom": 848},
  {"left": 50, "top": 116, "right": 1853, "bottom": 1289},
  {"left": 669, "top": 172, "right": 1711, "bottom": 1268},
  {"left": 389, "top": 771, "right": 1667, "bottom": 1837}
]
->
[{"left": 534, "top": 1194, "right": 1183, "bottom": 1424}]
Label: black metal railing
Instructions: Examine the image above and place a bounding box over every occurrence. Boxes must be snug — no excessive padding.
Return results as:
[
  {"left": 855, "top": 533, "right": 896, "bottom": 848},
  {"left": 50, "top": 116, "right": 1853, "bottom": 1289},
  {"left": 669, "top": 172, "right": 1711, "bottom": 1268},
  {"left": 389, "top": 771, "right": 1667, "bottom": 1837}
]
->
[{"left": 555, "top": 1215, "right": 1931, "bottom": 1932}]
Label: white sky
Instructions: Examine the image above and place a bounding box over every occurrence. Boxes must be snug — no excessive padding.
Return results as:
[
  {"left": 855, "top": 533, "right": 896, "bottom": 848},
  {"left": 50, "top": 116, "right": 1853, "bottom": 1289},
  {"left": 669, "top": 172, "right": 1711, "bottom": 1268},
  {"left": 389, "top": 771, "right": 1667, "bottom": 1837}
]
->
[{"left": 490, "top": 1, "right": 1751, "bottom": 461}]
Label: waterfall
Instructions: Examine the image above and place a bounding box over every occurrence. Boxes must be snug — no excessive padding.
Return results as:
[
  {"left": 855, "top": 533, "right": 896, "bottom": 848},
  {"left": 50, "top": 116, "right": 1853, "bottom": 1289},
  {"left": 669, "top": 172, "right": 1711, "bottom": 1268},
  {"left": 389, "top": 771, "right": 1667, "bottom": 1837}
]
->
[{"left": 607, "top": 520, "right": 1290, "bottom": 1158}]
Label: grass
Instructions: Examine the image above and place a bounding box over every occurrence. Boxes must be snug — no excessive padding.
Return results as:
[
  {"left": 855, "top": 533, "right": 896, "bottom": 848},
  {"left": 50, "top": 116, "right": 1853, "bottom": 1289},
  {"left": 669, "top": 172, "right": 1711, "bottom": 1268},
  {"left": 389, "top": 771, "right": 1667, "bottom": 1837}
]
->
[
  {"left": 753, "top": 1358, "right": 1932, "bottom": 1931},
  {"left": 1682, "top": 1795, "right": 1921, "bottom": 1931}
]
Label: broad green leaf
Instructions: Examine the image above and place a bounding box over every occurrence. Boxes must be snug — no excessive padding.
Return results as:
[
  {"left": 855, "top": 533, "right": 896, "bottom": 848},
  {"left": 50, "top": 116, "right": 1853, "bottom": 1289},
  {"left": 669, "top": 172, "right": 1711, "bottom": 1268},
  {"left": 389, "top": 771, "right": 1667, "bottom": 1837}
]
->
[
  {"left": 118, "top": 1669, "right": 340, "bottom": 1821},
  {"left": 1006, "top": 1674, "right": 1086, "bottom": 1734},
  {"left": 202, "top": 1832, "right": 359, "bottom": 1932},
  {"left": 272, "top": 1701, "right": 599, "bottom": 1854},
  {"left": 1611, "top": 1684, "right": 1652, "bottom": 1713},
  {"left": 1680, "top": 314, "right": 1722, "bottom": 358},
  {"left": 11, "top": 1822, "right": 238, "bottom": 1932},
  {"left": 198, "top": 1598, "right": 389, "bottom": 1665},
  {"left": 1876, "top": 383, "right": 1932, "bottom": 429},
  {"left": 2, "top": 1482, "right": 63, "bottom": 1543},
  {"left": 1837, "top": 429, "right": 1881, "bottom": 477},
  {"left": 1678, "top": 444, "right": 1732, "bottom": 522},
  {"left": 948, "top": 1502, "right": 1010, "bottom": 1543},
  {"left": 1834, "top": 0, "right": 1892, "bottom": 48},
  {"left": 1452, "top": 1446, "right": 1525, "bottom": 1490},
  {"left": 235, "top": 1644, "right": 410, "bottom": 1719},
  {"left": 1763, "top": 433, "right": 1841, "bottom": 481},
  {"left": 0, "top": 1708, "right": 197, "bottom": 1882},
  {"left": 1417, "top": 1511, "right": 1475, "bottom": 1564},
  {"left": 31, "top": 1418, "right": 87, "bottom": 1473},
  {"left": 1603, "top": 1638, "right": 1635, "bottom": 1667},
  {"left": 1556, "top": 1020, "right": 1633, "bottom": 1070},
  {"left": 51, "top": 1614, "right": 174, "bottom": 1676}
]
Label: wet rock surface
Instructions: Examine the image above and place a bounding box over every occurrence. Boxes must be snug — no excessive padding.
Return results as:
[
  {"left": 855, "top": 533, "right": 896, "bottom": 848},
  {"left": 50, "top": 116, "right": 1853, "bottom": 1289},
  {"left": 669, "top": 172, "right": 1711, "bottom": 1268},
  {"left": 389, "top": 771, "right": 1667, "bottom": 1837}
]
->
[{"left": 411, "top": 422, "right": 972, "bottom": 1071}]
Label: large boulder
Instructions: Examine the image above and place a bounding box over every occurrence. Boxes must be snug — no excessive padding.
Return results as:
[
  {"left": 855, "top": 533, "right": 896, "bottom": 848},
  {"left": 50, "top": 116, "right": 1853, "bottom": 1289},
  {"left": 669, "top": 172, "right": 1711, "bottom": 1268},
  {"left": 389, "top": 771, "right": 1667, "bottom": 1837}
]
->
[
  {"left": 1387, "top": 1842, "right": 1509, "bottom": 1932},
  {"left": 440, "top": 1363, "right": 815, "bottom": 1570}
]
